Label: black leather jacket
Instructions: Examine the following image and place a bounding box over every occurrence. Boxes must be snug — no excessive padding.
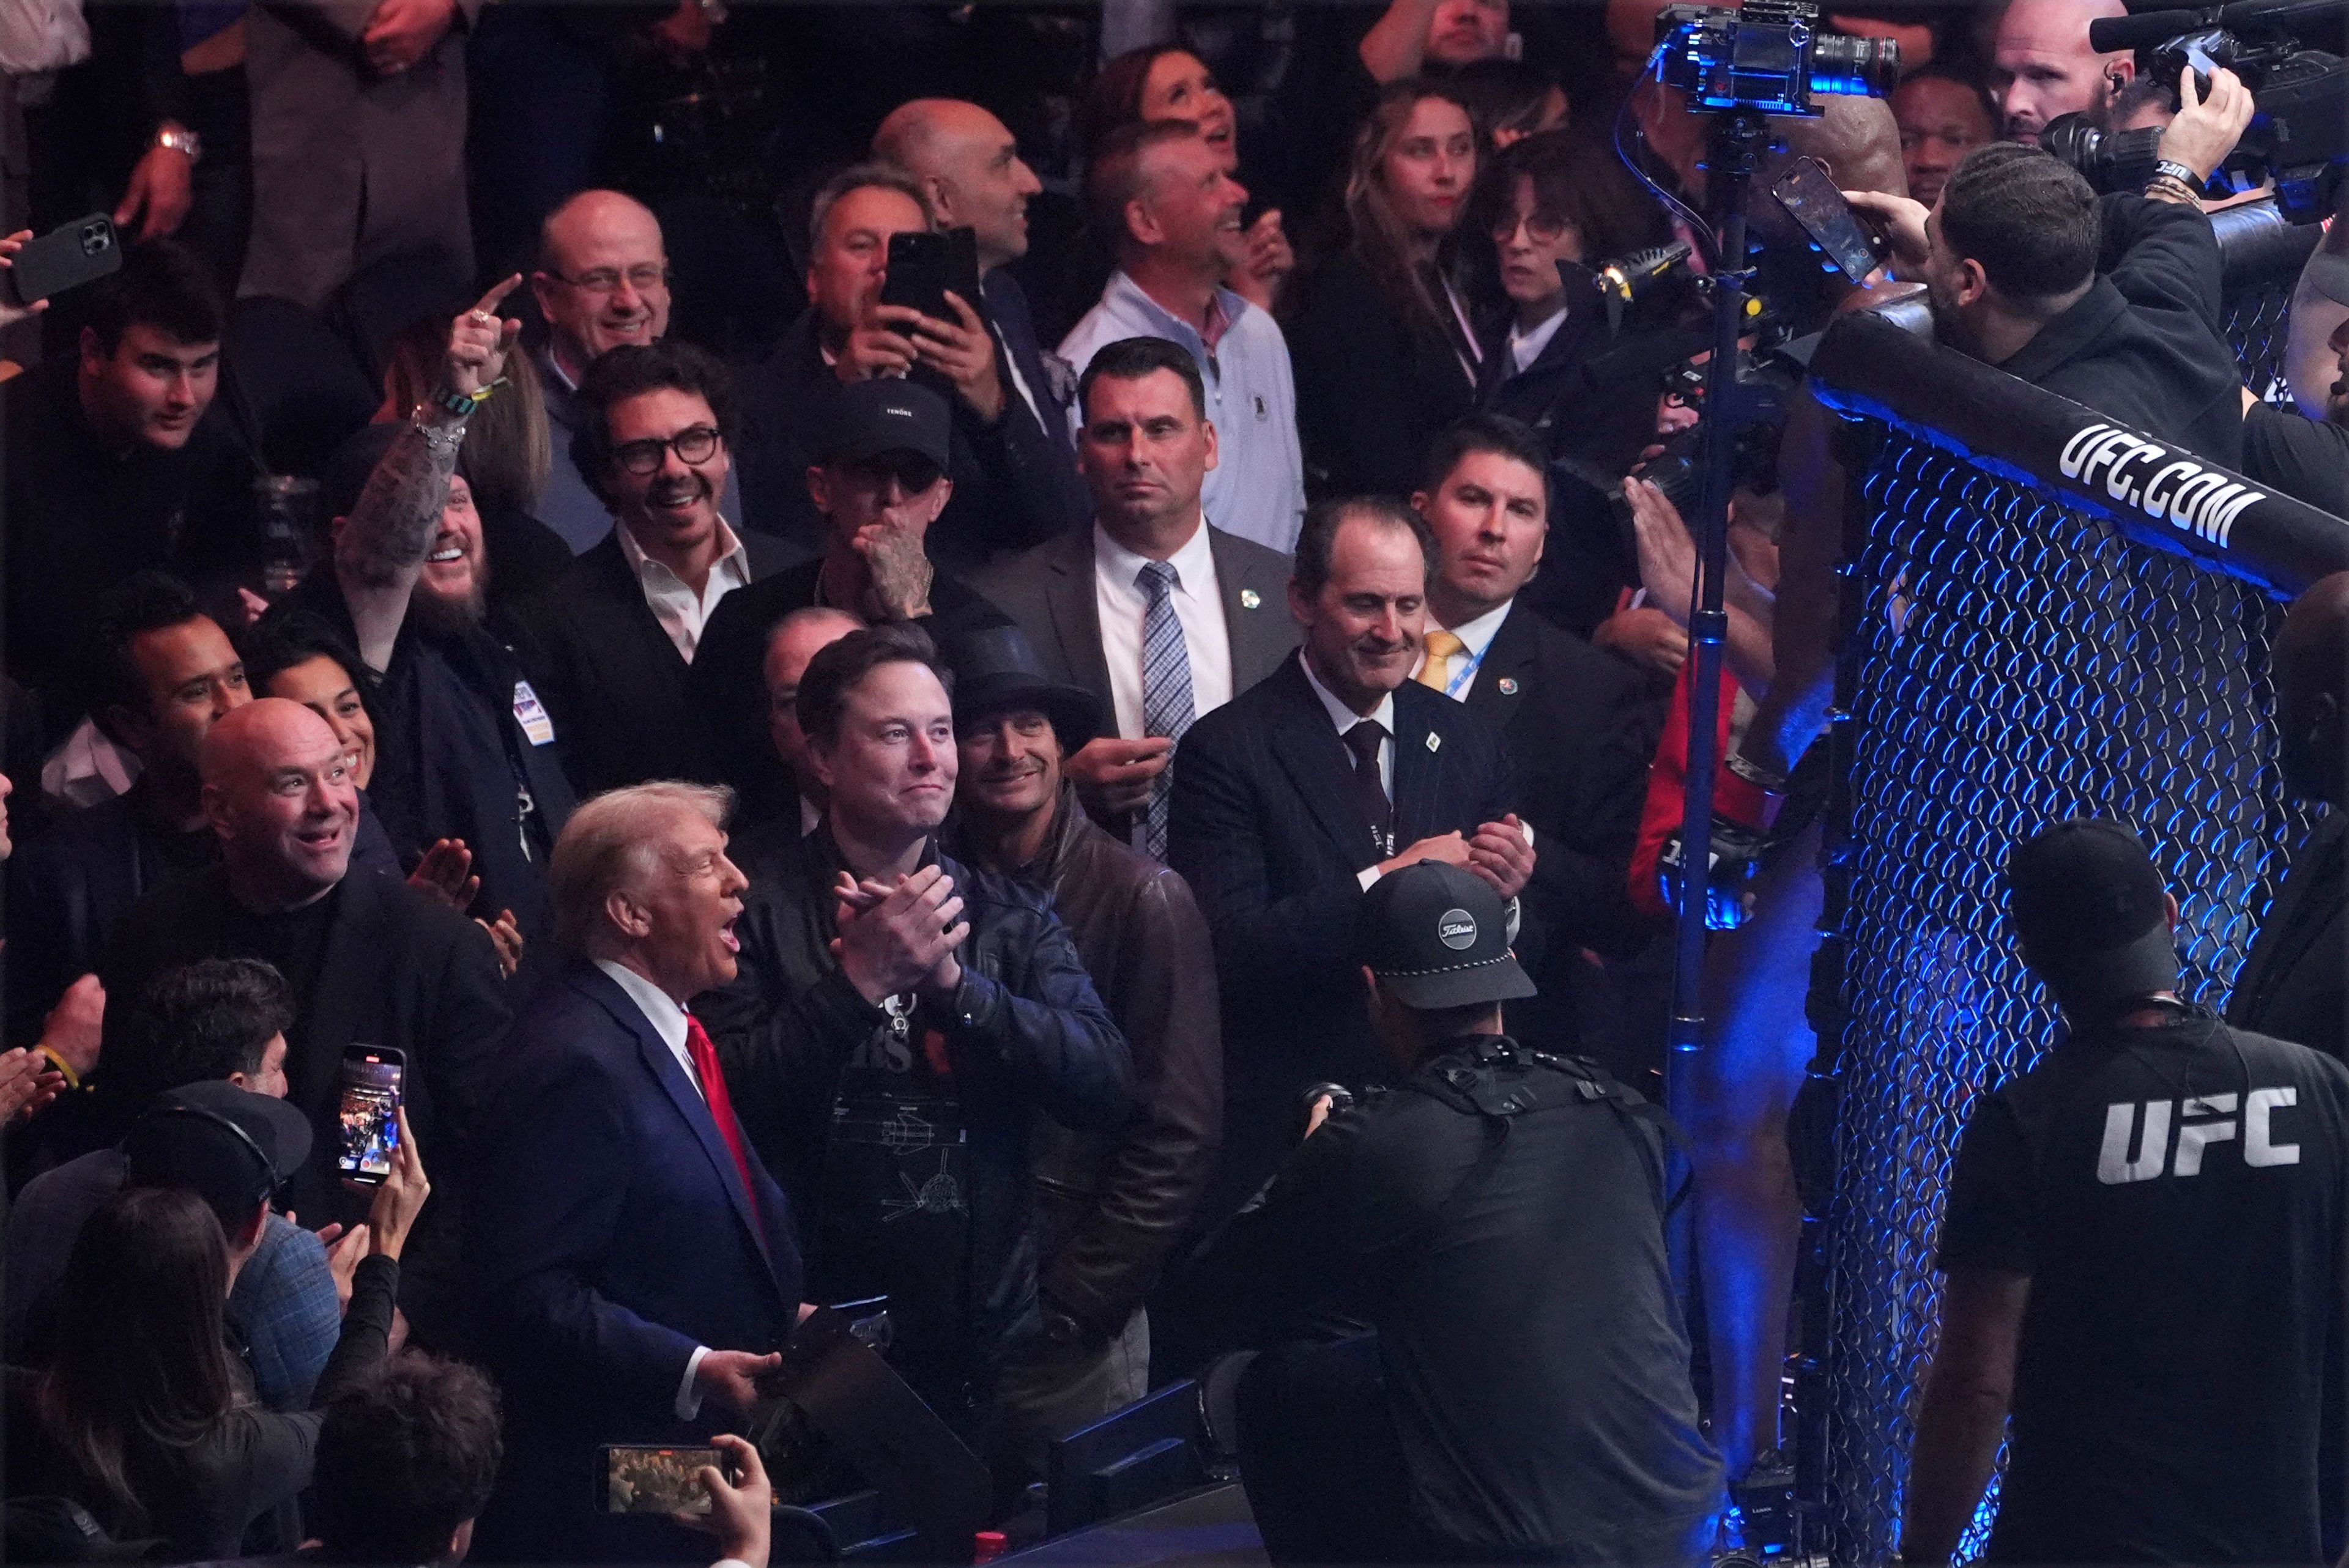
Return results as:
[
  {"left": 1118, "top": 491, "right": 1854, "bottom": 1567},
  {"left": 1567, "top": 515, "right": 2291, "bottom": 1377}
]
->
[
  {"left": 700, "top": 823, "right": 1133, "bottom": 1399},
  {"left": 952, "top": 782, "right": 1223, "bottom": 1342}
]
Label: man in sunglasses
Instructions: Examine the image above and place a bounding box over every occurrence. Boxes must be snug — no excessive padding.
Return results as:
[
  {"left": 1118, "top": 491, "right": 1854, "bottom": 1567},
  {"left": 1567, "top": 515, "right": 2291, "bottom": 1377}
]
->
[
  {"left": 691, "top": 379, "right": 1013, "bottom": 829},
  {"left": 518, "top": 339, "right": 795, "bottom": 799}
]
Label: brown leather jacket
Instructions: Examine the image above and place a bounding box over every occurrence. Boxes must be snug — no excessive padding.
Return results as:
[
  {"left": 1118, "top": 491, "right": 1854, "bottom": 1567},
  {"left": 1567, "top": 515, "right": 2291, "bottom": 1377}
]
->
[{"left": 957, "top": 782, "right": 1223, "bottom": 1339}]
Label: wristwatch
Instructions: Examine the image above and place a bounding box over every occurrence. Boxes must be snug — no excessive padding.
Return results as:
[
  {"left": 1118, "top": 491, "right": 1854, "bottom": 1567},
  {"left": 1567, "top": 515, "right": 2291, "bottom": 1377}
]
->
[{"left": 152, "top": 125, "right": 202, "bottom": 165}]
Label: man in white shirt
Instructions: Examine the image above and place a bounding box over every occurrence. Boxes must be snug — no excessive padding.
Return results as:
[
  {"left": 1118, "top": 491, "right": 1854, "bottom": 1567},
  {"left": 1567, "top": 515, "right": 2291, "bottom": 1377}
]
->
[
  {"left": 1058, "top": 122, "right": 1305, "bottom": 557},
  {"left": 974, "top": 337, "right": 1296, "bottom": 857},
  {"left": 518, "top": 341, "right": 794, "bottom": 796}
]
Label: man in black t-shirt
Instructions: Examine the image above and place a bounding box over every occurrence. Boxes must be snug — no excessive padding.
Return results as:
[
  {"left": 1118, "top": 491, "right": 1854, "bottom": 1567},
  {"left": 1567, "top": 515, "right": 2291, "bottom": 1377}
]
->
[
  {"left": 2243, "top": 314, "right": 2349, "bottom": 519},
  {"left": 1901, "top": 818, "right": 2349, "bottom": 1566}
]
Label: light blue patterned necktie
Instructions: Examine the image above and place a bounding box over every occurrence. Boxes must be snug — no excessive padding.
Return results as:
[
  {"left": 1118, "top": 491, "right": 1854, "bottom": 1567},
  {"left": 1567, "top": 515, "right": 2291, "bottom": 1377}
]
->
[{"left": 1137, "top": 559, "right": 1196, "bottom": 860}]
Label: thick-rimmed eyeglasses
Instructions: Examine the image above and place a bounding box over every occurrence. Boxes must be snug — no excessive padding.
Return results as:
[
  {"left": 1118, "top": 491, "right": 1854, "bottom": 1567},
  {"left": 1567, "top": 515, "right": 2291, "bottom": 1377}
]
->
[
  {"left": 614, "top": 426, "right": 722, "bottom": 475},
  {"left": 546, "top": 265, "right": 671, "bottom": 297},
  {"left": 1491, "top": 211, "right": 1573, "bottom": 246}
]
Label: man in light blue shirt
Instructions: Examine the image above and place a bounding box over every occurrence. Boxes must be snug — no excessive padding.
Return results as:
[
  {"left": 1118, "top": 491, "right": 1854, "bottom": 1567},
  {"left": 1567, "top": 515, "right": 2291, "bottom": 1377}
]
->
[{"left": 1058, "top": 121, "right": 1305, "bottom": 557}]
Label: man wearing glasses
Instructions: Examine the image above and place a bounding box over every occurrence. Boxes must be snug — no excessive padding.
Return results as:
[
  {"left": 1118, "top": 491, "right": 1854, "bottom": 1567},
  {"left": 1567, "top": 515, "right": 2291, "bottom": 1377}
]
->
[
  {"left": 529, "top": 190, "right": 746, "bottom": 553},
  {"left": 517, "top": 340, "right": 794, "bottom": 798}
]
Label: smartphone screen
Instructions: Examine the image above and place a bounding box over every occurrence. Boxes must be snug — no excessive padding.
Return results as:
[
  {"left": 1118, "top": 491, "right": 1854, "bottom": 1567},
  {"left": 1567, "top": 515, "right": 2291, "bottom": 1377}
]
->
[
  {"left": 336, "top": 1048, "right": 404, "bottom": 1184},
  {"left": 1768, "top": 158, "right": 1884, "bottom": 284},
  {"left": 603, "top": 1444, "right": 730, "bottom": 1515}
]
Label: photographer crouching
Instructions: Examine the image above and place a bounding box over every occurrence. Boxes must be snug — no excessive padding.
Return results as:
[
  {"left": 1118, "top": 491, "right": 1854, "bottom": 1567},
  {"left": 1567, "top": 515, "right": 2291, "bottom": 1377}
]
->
[{"left": 1187, "top": 862, "right": 1722, "bottom": 1566}]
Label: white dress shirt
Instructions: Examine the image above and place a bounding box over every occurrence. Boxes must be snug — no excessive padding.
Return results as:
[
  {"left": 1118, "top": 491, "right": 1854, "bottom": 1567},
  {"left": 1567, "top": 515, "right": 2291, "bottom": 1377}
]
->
[
  {"left": 1296, "top": 652, "right": 1401, "bottom": 891},
  {"left": 1504, "top": 306, "right": 1568, "bottom": 377},
  {"left": 1094, "top": 516, "right": 1234, "bottom": 742},
  {"left": 1411, "top": 599, "right": 1515, "bottom": 700},
  {"left": 615, "top": 519, "right": 752, "bottom": 662},
  {"left": 591, "top": 958, "right": 723, "bottom": 1420}
]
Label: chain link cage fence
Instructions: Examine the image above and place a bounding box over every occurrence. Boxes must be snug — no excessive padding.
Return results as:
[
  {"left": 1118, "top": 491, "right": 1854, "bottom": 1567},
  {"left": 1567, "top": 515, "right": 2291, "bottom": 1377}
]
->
[{"left": 1802, "top": 234, "right": 2332, "bottom": 1564}]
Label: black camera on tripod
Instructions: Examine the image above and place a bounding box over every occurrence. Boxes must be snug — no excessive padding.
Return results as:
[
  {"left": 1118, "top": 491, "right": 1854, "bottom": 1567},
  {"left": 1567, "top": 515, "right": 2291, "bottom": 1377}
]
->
[
  {"left": 1653, "top": 0, "right": 1901, "bottom": 117},
  {"left": 2043, "top": 0, "right": 2348, "bottom": 221}
]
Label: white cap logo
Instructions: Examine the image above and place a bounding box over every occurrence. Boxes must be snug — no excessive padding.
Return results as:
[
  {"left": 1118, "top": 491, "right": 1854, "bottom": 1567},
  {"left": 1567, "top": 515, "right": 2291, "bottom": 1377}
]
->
[{"left": 1437, "top": 909, "right": 1478, "bottom": 950}]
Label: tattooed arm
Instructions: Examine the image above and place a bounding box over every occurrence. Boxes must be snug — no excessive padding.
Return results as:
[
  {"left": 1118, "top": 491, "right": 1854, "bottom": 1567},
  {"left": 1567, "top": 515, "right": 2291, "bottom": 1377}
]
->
[{"left": 337, "top": 276, "right": 522, "bottom": 672}]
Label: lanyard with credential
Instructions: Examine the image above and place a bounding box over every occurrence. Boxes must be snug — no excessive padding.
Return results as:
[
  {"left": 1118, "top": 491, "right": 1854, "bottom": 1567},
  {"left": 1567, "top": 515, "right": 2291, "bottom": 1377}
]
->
[{"left": 1439, "top": 635, "right": 1491, "bottom": 700}]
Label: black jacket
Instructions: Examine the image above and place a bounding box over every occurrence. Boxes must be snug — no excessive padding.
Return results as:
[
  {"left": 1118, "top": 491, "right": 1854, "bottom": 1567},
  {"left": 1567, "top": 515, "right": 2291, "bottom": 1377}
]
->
[
  {"left": 1288, "top": 250, "right": 1478, "bottom": 502},
  {"left": 2230, "top": 813, "right": 2346, "bottom": 1065},
  {"left": 949, "top": 783, "right": 1222, "bottom": 1339},
  {"left": 697, "top": 826, "right": 1132, "bottom": 1400},
  {"left": 94, "top": 869, "right": 510, "bottom": 1345},
  {"left": 513, "top": 527, "right": 796, "bottom": 797},
  {"left": 687, "top": 558, "right": 1012, "bottom": 827},
  {"left": 1189, "top": 1037, "right": 1721, "bottom": 1558},
  {"left": 1999, "top": 194, "right": 2244, "bottom": 467},
  {"left": 1168, "top": 656, "right": 1521, "bottom": 1207},
  {"left": 732, "top": 312, "right": 1083, "bottom": 575},
  {"left": 1458, "top": 603, "right": 1661, "bottom": 1041},
  {"left": 2, "top": 1254, "right": 400, "bottom": 1561}
]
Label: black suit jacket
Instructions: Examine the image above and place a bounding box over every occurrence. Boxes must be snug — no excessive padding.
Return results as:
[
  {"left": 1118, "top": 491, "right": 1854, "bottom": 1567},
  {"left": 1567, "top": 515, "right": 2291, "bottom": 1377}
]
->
[
  {"left": 1169, "top": 656, "right": 1517, "bottom": 1093},
  {"left": 94, "top": 868, "right": 511, "bottom": 1344},
  {"left": 1288, "top": 250, "right": 1477, "bottom": 503},
  {"left": 981, "top": 267, "right": 1091, "bottom": 528},
  {"left": 971, "top": 520, "right": 1299, "bottom": 729},
  {"left": 1459, "top": 604, "right": 1659, "bottom": 977},
  {"left": 2230, "top": 814, "right": 2346, "bottom": 1065},
  {"left": 514, "top": 528, "right": 795, "bottom": 798}
]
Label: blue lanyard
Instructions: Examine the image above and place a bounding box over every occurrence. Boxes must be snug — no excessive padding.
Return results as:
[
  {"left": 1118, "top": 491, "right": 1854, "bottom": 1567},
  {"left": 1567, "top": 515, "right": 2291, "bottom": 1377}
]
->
[{"left": 1440, "top": 636, "right": 1491, "bottom": 700}]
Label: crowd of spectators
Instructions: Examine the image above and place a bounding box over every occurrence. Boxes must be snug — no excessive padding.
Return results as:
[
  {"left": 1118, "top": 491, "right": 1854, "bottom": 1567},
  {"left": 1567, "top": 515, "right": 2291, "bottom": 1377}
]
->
[{"left": 3, "top": 0, "right": 2347, "bottom": 1561}]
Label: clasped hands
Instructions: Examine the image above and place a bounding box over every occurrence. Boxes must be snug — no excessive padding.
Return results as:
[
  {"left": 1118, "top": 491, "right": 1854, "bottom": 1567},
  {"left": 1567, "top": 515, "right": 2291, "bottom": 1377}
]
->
[
  {"left": 829, "top": 865, "right": 970, "bottom": 1004},
  {"left": 1378, "top": 813, "right": 1535, "bottom": 901}
]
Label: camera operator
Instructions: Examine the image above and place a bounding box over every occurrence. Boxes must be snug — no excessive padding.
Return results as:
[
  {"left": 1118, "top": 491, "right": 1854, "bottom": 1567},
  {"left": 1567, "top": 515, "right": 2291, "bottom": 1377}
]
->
[{"left": 1189, "top": 862, "right": 1721, "bottom": 1566}]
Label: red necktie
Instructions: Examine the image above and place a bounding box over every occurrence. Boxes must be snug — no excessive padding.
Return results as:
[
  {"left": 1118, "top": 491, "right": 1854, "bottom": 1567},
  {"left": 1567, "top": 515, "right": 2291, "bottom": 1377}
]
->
[{"left": 685, "top": 1014, "right": 764, "bottom": 1243}]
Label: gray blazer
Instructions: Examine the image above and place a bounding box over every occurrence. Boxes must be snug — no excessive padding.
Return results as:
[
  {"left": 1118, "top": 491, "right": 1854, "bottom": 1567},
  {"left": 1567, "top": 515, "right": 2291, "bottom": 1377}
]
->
[
  {"left": 973, "top": 521, "right": 1299, "bottom": 725},
  {"left": 240, "top": 0, "right": 481, "bottom": 309}
]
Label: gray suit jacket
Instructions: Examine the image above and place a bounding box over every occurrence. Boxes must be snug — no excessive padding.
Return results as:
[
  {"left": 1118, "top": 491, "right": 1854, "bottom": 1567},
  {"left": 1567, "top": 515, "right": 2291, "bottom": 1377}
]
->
[
  {"left": 240, "top": 0, "right": 480, "bottom": 309},
  {"left": 973, "top": 521, "right": 1298, "bottom": 727}
]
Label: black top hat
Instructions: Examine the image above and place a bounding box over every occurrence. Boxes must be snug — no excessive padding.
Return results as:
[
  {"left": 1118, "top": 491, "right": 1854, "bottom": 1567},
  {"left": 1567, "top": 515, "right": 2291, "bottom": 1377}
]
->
[
  {"left": 943, "top": 624, "right": 1103, "bottom": 751},
  {"left": 1355, "top": 860, "right": 1537, "bottom": 1011},
  {"left": 822, "top": 379, "right": 953, "bottom": 470}
]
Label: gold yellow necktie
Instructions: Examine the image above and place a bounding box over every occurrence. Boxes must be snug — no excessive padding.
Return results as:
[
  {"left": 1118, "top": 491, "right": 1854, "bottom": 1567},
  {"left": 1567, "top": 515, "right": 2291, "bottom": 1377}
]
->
[{"left": 1417, "top": 629, "right": 1466, "bottom": 693}]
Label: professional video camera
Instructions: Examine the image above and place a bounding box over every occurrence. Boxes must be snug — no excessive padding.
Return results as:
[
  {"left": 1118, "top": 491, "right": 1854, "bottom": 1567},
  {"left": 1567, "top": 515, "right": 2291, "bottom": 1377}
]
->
[
  {"left": 2043, "top": 0, "right": 2348, "bottom": 221},
  {"left": 1653, "top": 0, "right": 1902, "bottom": 117}
]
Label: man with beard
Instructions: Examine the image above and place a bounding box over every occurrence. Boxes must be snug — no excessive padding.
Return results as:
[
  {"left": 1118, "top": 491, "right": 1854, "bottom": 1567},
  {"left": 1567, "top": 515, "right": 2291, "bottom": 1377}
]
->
[
  {"left": 943, "top": 624, "right": 1220, "bottom": 1481},
  {"left": 1168, "top": 497, "right": 1534, "bottom": 1216},
  {"left": 697, "top": 624, "right": 1131, "bottom": 1439},
  {"left": 270, "top": 278, "right": 577, "bottom": 962},
  {"left": 1988, "top": 0, "right": 2133, "bottom": 148},
  {"left": 519, "top": 340, "right": 795, "bottom": 800},
  {"left": 2228, "top": 574, "right": 2348, "bottom": 1063},
  {"left": 2243, "top": 323, "right": 2349, "bottom": 514}
]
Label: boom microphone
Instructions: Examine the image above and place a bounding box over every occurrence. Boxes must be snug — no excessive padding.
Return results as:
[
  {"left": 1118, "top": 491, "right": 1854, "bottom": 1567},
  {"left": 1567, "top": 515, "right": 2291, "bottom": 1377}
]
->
[{"left": 2088, "top": 7, "right": 2205, "bottom": 51}]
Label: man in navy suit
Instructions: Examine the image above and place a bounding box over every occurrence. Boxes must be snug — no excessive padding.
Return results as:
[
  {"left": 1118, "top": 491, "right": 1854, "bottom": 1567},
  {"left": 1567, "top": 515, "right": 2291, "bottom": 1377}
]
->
[
  {"left": 1168, "top": 497, "right": 1536, "bottom": 1214},
  {"left": 472, "top": 780, "right": 802, "bottom": 1561}
]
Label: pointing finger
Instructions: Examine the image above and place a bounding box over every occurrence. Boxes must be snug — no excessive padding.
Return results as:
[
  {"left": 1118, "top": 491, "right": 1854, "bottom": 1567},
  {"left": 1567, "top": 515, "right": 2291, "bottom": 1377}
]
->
[{"left": 472, "top": 272, "right": 525, "bottom": 318}]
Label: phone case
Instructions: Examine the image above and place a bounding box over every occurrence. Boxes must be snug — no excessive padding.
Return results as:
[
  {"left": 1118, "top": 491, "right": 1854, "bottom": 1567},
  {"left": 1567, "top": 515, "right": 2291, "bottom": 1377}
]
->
[{"left": 7, "top": 215, "right": 122, "bottom": 307}]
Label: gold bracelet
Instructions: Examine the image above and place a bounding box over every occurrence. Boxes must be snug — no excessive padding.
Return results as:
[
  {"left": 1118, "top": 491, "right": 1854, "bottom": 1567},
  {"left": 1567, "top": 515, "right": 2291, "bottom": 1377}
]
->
[{"left": 36, "top": 1045, "right": 81, "bottom": 1090}]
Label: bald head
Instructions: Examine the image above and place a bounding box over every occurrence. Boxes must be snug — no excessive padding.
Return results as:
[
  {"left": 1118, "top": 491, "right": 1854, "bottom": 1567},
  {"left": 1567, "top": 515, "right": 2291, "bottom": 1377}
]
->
[
  {"left": 872, "top": 98, "right": 1040, "bottom": 270},
  {"left": 1776, "top": 96, "right": 1907, "bottom": 202},
  {"left": 1992, "top": 0, "right": 2131, "bottom": 145},
  {"left": 201, "top": 698, "right": 360, "bottom": 910},
  {"left": 766, "top": 607, "right": 863, "bottom": 802},
  {"left": 532, "top": 189, "right": 670, "bottom": 379},
  {"left": 2277, "top": 572, "right": 2349, "bottom": 807}
]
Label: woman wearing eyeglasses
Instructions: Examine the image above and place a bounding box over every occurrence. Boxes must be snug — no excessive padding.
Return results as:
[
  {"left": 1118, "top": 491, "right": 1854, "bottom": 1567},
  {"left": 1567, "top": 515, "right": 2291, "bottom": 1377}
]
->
[{"left": 4, "top": 1109, "right": 428, "bottom": 1559}]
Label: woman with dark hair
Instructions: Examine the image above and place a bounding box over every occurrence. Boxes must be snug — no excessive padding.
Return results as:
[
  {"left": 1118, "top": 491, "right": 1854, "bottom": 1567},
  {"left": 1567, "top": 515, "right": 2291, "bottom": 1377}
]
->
[
  {"left": 1082, "top": 45, "right": 1294, "bottom": 312},
  {"left": 5, "top": 1121, "right": 425, "bottom": 1559},
  {"left": 240, "top": 615, "right": 524, "bottom": 973},
  {"left": 1286, "top": 78, "right": 1483, "bottom": 501}
]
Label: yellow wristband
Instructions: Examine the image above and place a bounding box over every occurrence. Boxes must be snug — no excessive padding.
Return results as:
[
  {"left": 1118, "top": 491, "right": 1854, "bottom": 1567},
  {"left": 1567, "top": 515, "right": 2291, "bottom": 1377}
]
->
[{"left": 37, "top": 1045, "right": 81, "bottom": 1091}]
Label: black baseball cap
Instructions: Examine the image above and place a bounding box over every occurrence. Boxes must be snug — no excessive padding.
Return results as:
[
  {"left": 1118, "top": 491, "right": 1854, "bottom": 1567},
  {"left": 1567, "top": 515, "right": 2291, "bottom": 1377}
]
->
[
  {"left": 1356, "top": 861, "right": 1537, "bottom": 1010},
  {"left": 2005, "top": 818, "right": 2178, "bottom": 1018},
  {"left": 123, "top": 1080, "right": 312, "bottom": 1230},
  {"left": 822, "top": 379, "right": 952, "bottom": 472}
]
